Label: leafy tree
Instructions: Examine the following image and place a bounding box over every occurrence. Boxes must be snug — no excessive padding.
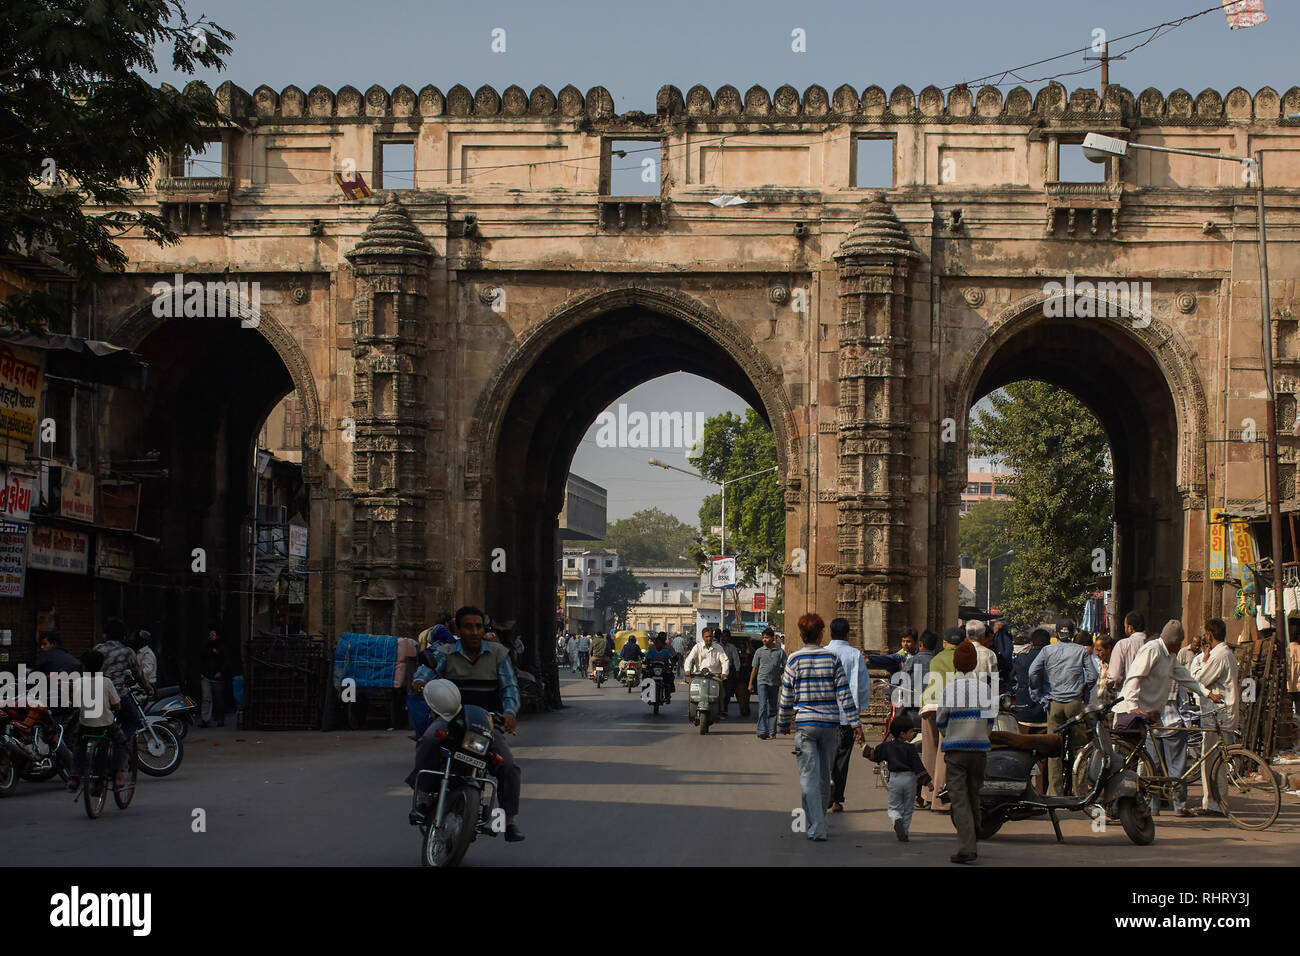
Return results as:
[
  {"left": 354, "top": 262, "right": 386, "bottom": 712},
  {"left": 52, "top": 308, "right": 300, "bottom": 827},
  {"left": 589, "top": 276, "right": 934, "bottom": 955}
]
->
[
  {"left": 958, "top": 498, "right": 1014, "bottom": 610},
  {"left": 1, "top": 0, "right": 233, "bottom": 331},
  {"left": 687, "top": 409, "right": 784, "bottom": 586},
  {"left": 969, "top": 382, "right": 1113, "bottom": 629},
  {"left": 584, "top": 507, "right": 697, "bottom": 569},
  {"left": 593, "top": 569, "right": 647, "bottom": 630}
]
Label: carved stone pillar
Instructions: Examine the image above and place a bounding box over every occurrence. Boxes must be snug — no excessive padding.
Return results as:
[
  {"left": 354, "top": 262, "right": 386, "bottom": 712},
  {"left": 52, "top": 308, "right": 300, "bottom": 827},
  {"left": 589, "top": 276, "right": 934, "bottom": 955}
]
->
[
  {"left": 832, "top": 196, "right": 921, "bottom": 650},
  {"left": 344, "top": 195, "right": 435, "bottom": 635}
]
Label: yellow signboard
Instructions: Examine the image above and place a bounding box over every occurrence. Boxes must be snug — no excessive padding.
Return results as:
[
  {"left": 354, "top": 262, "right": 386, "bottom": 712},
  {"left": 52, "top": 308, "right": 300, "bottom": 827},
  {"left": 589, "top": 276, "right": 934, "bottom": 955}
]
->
[
  {"left": 1231, "top": 519, "right": 1257, "bottom": 593},
  {"left": 0, "top": 344, "right": 45, "bottom": 444},
  {"left": 1208, "top": 508, "right": 1226, "bottom": 581}
]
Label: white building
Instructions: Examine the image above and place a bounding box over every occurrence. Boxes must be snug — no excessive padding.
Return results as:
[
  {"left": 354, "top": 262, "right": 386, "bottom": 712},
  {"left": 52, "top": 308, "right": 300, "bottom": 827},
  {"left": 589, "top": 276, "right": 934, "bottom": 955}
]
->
[
  {"left": 560, "top": 547, "right": 619, "bottom": 633},
  {"left": 625, "top": 568, "right": 699, "bottom": 636}
]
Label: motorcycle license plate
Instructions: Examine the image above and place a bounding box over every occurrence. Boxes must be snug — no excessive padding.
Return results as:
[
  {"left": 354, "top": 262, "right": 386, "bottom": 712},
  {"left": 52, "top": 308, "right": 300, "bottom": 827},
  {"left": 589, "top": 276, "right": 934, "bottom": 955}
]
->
[{"left": 454, "top": 752, "right": 487, "bottom": 770}]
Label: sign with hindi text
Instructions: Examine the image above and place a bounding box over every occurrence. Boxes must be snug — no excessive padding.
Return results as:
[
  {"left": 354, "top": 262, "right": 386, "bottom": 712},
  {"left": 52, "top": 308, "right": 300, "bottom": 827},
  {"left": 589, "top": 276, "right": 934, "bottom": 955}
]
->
[
  {"left": 1208, "top": 508, "right": 1226, "bottom": 581},
  {"left": 27, "top": 525, "right": 89, "bottom": 575},
  {"left": 0, "top": 344, "right": 45, "bottom": 445},
  {"left": 0, "top": 468, "right": 35, "bottom": 523},
  {"left": 0, "top": 520, "right": 26, "bottom": 597},
  {"left": 59, "top": 469, "right": 95, "bottom": 521}
]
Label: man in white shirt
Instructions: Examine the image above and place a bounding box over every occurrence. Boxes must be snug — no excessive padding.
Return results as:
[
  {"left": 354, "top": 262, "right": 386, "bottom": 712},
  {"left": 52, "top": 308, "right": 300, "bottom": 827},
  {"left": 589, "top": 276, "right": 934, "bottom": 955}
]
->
[
  {"left": 684, "top": 627, "right": 730, "bottom": 680},
  {"left": 1108, "top": 611, "right": 1152, "bottom": 695},
  {"left": 825, "top": 617, "right": 871, "bottom": 812},
  {"left": 964, "top": 619, "right": 997, "bottom": 676},
  {"left": 1190, "top": 618, "right": 1239, "bottom": 815},
  {"left": 1116, "top": 619, "right": 1221, "bottom": 722}
]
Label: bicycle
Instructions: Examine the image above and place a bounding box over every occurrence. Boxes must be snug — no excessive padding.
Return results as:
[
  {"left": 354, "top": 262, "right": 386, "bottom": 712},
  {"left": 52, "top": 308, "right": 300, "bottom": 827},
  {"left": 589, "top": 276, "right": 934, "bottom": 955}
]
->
[
  {"left": 1076, "top": 705, "right": 1279, "bottom": 830},
  {"left": 75, "top": 727, "right": 138, "bottom": 820}
]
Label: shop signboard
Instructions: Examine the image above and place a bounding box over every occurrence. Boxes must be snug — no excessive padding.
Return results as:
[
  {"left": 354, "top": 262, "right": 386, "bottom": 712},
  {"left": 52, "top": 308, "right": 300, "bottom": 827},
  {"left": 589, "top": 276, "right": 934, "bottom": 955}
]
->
[
  {"left": 0, "top": 519, "right": 27, "bottom": 597},
  {"left": 0, "top": 467, "right": 35, "bottom": 523},
  {"left": 27, "top": 525, "right": 89, "bottom": 575},
  {"left": 1208, "top": 508, "right": 1226, "bottom": 581},
  {"left": 60, "top": 469, "right": 95, "bottom": 522},
  {"left": 95, "top": 535, "right": 134, "bottom": 583},
  {"left": 0, "top": 344, "right": 45, "bottom": 445}
]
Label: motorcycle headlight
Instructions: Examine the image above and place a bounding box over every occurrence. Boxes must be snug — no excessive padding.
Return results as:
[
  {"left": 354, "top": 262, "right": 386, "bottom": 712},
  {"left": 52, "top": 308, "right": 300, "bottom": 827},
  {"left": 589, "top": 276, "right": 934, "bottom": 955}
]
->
[{"left": 462, "top": 730, "right": 491, "bottom": 755}]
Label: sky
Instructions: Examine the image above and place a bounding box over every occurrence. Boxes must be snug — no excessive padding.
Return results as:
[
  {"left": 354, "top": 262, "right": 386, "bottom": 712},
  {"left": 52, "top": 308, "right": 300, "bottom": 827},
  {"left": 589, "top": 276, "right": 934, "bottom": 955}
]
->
[{"left": 148, "top": 0, "right": 1293, "bottom": 523}]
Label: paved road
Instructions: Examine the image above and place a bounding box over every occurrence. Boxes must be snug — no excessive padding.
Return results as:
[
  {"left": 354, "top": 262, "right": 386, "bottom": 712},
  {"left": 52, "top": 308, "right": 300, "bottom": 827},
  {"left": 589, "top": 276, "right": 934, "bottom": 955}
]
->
[{"left": 6, "top": 672, "right": 1299, "bottom": 866}]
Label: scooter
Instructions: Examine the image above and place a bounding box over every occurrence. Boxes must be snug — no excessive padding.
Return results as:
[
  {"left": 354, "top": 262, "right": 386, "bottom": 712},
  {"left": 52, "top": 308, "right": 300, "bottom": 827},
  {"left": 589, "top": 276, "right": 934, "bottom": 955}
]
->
[
  {"left": 978, "top": 700, "right": 1153, "bottom": 846},
  {"left": 687, "top": 668, "right": 722, "bottom": 735},
  {"left": 143, "top": 686, "right": 198, "bottom": 741}
]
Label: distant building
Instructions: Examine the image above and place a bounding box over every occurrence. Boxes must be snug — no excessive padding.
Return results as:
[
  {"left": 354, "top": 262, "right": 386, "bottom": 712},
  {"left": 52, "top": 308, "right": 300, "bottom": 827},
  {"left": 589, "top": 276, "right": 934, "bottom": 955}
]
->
[
  {"left": 560, "top": 547, "right": 619, "bottom": 633},
  {"left": 693, "top": 568, "right": 779, "bottom": 640},
  {"left": 625, "top": 568, "right": 699, "bottom": 636},
  {"left": 555, "top": 474, "right": 608, "bottom": 631},
  {"left": 960, "top": 470, "right": 1013, "bottom": 515}
]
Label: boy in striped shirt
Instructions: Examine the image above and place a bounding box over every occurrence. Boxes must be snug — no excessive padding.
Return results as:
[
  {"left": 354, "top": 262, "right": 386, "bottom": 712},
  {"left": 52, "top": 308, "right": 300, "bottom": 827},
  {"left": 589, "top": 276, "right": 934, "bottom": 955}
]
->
[{"left": 778, "top": 613, "right": 862, "bottom": 841}]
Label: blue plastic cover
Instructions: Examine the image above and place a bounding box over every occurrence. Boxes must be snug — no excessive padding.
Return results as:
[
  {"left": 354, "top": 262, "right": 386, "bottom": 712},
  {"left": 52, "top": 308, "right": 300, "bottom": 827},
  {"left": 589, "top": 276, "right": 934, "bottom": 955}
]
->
[{"left": 333, "top": 632, "right": 401, "bottom": 689}]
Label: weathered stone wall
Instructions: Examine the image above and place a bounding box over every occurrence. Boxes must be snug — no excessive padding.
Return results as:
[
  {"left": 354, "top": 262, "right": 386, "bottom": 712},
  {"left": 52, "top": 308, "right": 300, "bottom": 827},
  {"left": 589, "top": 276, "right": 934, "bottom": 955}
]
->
[{"left": 94, "top": 80, "right": 1300, "bottom": 650}]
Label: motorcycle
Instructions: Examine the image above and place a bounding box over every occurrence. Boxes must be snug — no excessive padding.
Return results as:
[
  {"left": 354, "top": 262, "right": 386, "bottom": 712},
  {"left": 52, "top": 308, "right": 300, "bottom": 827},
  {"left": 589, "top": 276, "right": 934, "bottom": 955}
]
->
[
  {"left": 641, "top": 659, "right": 671, "bottom": 714},
  {"left": 622, "top": 659, "right": 641, "bottom": 693},
  {"left": 592, "top": 658, "right": 608, "bottom": 688},
  {"left": 978, "top": 700, "right": 1154, "bottom": 846},
  {"left": 688, "top": 668, "right": 722, "bottom": 735},
  {"left": 409, "top": 704, "right": 506, "bottom": 867},
  {"left": 0, "top": 701, "right": 74, "bottom": 795},
  {"left": 124, "top": 680, "right": 184, "bottom": 777},
  {"left": 143, "top": 686, "right": 197, "bottom": 741}
]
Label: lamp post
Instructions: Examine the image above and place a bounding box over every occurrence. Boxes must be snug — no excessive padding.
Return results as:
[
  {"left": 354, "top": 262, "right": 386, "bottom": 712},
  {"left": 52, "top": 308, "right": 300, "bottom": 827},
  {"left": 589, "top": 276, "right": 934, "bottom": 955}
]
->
[
  {"left": 649, "top": 458, "right": 777, "bottom": 632},
  {"left": 987, "top": 549, "right": 1014, "bottom": 613},
  {"left": 1082, "top": 133, "right": 1287, "bottom": 653}
]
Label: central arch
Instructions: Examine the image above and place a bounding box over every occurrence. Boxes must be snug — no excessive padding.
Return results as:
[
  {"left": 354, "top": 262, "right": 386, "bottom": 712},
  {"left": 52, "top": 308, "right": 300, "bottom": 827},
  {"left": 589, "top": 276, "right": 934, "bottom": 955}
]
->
[
  {"left": 466, "top": 285, "right": 796, "bottom": 692},
  {"left": 947, "top": 290, "right": 1210, "bottom": 629}
]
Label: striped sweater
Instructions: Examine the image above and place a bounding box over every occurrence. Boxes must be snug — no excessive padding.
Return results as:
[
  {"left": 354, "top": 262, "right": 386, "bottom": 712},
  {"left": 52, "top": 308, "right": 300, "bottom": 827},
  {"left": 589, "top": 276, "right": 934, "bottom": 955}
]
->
[
  {"left": 936, "top": 675, "right": 993, "bottom": 752},
  {"left": 777, "top": 646, "right": 859, "bottom": 731}
]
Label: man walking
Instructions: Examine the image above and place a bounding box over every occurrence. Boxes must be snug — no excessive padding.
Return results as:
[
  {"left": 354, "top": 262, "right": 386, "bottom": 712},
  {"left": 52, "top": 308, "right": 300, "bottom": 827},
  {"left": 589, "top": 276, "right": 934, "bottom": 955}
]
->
[
  {"left": 1190, "top": 618, "right": 1239, "bottom": 816},
  {"left": 938, "top": 640, "right": 993, "bottom": 864},
  {"left": 749, "top": 628, "right": 786, "bottom": 739},
  {"left": 717, "top": 630, "right": 740, "bottom": 718},
  {"left": 1027, "top": 622, "right": 1098, "bottom": 795},
  {"left": 825, "top": 617, "right": 870, "bottom": 813},
  {"left": 778, "top": 614, "right": 861, "bottom": 842},
  {"left": 1108, "top": 611, "right": 1151, "bottom": 693},
  {"left": 920, "top": 627, "right": 962, "bottom": 810}
]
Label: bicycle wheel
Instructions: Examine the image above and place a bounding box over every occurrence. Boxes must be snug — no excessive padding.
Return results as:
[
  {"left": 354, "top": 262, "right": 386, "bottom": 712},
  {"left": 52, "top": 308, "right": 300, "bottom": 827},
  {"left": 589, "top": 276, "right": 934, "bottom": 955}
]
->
[
  {"left": 113, "top": 748, "right": 137, "bottom": 810},
  {"left": 1211, "top": 748, "right": 1280, "bottom": 831},
  {"left": 83, "top": 741, "right": 107, "bottom": 819}
]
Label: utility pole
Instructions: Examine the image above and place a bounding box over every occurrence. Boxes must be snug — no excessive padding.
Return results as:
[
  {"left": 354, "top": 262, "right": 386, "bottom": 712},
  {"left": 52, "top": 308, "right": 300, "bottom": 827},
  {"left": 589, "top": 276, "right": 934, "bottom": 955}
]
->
[{"left": 1084, "top": 40, "right": 1125, "bottom": 99}]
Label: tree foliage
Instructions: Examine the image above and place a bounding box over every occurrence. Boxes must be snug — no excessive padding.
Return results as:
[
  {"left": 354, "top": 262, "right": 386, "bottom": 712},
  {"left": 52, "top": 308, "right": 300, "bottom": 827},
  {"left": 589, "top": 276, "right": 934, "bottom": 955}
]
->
[
  {"left": 687, "top": 409, "right": 784, "bottom": 585},
  {"left": 593, "top": 568, "right": 647, "bottom": 630},
  {"left": 969, "top": 382, "right": 1113, "bottom": 629},
  {"left": 1, "top": 0, "right": 233, "bottom": 331},
  {"left": 585, "top": 507, "right": 697, "bottom": 569}
]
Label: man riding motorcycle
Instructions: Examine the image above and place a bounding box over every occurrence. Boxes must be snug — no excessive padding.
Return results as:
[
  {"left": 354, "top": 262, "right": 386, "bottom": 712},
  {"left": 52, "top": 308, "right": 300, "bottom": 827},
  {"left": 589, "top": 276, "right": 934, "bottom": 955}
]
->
[
  {"left": 644, "top": 633, "right": 675, "bottom": 701},
  {"left": 407, "top": 605, "right": 525, "bottom": 843}
]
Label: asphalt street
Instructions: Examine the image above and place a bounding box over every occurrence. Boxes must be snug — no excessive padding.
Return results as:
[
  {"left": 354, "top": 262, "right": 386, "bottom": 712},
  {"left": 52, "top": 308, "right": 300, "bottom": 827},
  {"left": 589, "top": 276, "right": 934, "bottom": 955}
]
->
[{"left": 6, "top": 671, "right": 1299, "bottom": 866}]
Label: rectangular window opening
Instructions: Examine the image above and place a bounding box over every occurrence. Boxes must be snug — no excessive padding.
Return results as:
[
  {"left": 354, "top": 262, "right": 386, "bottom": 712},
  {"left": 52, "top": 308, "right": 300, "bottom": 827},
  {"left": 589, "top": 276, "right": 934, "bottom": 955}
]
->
[
  {"left": 853, "top": 136, "right": 894, "bottom": 188},
  {"left": 184, "top": 139, "right": 224, "bottom": 178},
  {"left": 1057, "top": 141, "right": 1108, "bottom": 183},
  {"left": 379, "top": 141, "right": 416, "bottom": 190},
  {"left": 606, "top": 139, "right": 661, "bottom": 196}
]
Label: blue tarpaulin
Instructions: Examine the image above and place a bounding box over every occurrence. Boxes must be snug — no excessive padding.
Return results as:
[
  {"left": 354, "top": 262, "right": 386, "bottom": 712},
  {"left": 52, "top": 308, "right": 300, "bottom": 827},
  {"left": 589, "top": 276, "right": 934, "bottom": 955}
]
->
[{"left": 333, "top": 632, "right": 401, "bottom": 689}]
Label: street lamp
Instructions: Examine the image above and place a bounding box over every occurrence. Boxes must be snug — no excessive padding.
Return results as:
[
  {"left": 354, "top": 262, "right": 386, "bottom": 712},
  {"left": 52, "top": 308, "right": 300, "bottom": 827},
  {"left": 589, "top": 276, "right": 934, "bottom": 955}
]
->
[
  {"left": 1081, "top": 133, "right": 1287, "bottom": 653},
  {"left": 987, "top": 549, "right": 1013, "bottom": 613},
  {"left": 649, "top": 457, "right": 777, "bottom": 631}
]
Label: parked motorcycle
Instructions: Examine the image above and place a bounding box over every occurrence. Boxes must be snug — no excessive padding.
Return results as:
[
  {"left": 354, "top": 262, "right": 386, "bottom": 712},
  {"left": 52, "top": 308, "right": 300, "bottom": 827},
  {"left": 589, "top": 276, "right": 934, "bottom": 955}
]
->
[
  {"left": 979, "top": 700, "right": 1154, "bottom": 846},
  {"left": 642, "top": 659, "right": 671, "bottom": 714},
  {"left": 688, "top": 668, "right": 722, "bottom": 735},
  {"left": 592, "top": 658, "right": 608, "bottom": 688},
  {"left": 409, "top": 704, "right": 506, "bottom": 867},
  {"left": 124, "top": 680, "right": 184, "bottom": 777},
  {"left": 0, "top": 700, "right": 74, "bottom": 795},
  {"left": 143, "top": 686, "right": 197, "bottom": 741}
]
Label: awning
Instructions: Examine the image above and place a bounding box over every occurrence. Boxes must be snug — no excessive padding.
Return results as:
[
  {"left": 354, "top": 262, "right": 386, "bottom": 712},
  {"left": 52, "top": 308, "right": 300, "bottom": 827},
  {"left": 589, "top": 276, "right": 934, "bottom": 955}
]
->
[
  {"left": 1219, "top": 499, "right": 1300, "bottom": 522},
  {"left": 0, "top": 328, "right": 148, "bottom": 391}
]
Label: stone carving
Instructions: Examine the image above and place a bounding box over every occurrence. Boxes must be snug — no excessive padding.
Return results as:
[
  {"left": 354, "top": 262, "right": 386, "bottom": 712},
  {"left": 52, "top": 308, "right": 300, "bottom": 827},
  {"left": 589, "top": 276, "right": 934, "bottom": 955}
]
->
[
  {"left": 291, "top": 286, "right": 308, "bottom": 304},
  {"left": 963, "top": 287, "right": 986, "bottom": 308},
  {"left": 769, "top": 284, "right": 790, "bottom": 305},
  {"left": 1176, "top": 292, "right": 1197, "bottom": 314},
  {"left": 816, "top": 563, "right": 837, "bottom": 576}
]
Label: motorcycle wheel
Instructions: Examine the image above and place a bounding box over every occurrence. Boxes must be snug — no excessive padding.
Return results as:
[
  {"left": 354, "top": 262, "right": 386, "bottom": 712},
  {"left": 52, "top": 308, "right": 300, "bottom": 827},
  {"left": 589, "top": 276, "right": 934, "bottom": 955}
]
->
[
  {"left": 0, "top": 753, "right": 17, "bottom": 797},
  {"left": 977, "top": 808, "right": 1004, "bottom": 840},
  {"left": 167, "top": 717, "right": 189, "bottom": 741},
  {"left": 83, "top": 742, "right": 107, "bottom": 819},
  {"left": 1116, "top": 795, "right": 1156, "bottom": 845},
  {"left": 422, "top": 785, "right": 480, "bottom": 868},
  {"left": 1071, "top": 738, "right": 1155, "bottom": 800},
  {"left": 135, "top": 723, "right": 183, "bottom": 777},
  {"left": 114, "top": 750, "right": 138, "bottom": 810}
]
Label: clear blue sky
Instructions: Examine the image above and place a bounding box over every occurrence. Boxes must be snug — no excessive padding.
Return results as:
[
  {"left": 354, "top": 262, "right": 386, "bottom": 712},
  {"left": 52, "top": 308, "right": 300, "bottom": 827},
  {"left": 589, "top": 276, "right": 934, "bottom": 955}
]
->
[{"left": 155, "top": 0, "right": 1292, "bottom": 522}]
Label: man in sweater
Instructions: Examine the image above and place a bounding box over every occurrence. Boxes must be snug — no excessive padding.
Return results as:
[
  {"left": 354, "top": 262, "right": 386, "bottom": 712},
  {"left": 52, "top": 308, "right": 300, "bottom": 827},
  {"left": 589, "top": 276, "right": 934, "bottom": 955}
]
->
[
  {"left": 938, "top": 640, "right": 993, "bottom": 864},
  {"left": 1028, "top": 622, "right": 1098, "bottom": 795},
  {"left": 778, "top": 613, "right": 862, "bottom": 841}
]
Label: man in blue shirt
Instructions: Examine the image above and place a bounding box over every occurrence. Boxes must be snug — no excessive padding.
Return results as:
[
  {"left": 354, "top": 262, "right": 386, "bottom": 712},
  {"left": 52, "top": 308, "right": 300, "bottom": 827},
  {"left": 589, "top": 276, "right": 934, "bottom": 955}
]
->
[
  {"left": 825, "top": 617, "right": 871, "bottom": 813},
  {"left": 1028, "top": 621, "right": 1098, "bottom": 796}
]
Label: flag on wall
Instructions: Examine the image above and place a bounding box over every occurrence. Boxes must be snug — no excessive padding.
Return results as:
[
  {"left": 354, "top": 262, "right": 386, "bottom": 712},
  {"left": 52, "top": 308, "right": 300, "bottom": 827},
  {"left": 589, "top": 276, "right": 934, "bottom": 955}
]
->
[
  {"left": 334, "top": 171, "right": 372, "bottom": 200},
  {"left": 1222, "top": 0, "right": 1267, "bottom": 30}
]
